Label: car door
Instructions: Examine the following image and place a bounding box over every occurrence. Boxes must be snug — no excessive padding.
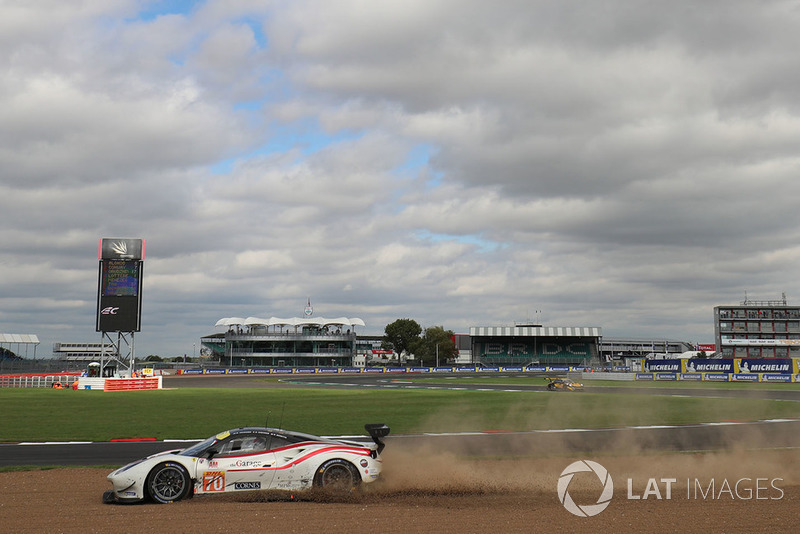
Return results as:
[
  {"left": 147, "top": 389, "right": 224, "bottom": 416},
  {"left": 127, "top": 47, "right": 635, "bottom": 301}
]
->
[{"left": 195, "top": 433, "right": 276, "bottom": 494}]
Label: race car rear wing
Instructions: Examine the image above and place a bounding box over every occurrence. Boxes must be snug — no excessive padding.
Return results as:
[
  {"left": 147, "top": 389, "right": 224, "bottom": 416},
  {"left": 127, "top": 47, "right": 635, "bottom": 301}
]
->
[{"left": 365, "top": 423, "right": 390, "bottom": 455}]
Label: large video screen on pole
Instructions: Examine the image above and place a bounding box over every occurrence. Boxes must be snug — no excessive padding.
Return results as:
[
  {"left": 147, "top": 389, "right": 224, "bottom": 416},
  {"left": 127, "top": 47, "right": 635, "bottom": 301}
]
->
[
  {"left": 96, "top": 258, "right": 143, "bottom": 332},
  {"left": 101, "top": 260, "right": 141, "bottom": 297}
]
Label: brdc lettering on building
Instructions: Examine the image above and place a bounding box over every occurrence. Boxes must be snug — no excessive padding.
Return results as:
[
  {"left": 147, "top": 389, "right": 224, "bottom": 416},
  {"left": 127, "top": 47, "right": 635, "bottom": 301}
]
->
[{"left": 626, "top": 477, "right": 784, "bottom": 501}]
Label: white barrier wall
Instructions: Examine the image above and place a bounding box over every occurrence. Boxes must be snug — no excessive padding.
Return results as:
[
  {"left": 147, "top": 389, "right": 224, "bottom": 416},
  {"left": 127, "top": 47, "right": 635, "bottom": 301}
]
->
[{"left": 77, "top": 377, "right": 107, "bottom": 390}]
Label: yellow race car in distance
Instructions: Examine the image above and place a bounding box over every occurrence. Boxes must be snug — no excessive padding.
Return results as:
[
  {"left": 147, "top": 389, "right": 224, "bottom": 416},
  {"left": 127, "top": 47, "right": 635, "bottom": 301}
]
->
[{"left": 545, "top": 377, "right": 584, "bottom": 391}]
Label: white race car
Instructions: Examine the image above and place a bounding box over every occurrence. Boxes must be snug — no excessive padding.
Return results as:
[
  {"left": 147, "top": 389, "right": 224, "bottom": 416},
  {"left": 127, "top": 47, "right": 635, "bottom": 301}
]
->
[{"left": 104, "top": 423, "right": 390, "bottom": 504}]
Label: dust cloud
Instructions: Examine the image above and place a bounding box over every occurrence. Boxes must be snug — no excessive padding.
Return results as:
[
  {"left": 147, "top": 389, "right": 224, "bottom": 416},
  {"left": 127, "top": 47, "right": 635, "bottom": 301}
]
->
[
  {"left": 230, "top": 444, "right": 798, "bottom": 505},
  {"left": 239, "top": 385, "right": 800, "bottom": 504}
]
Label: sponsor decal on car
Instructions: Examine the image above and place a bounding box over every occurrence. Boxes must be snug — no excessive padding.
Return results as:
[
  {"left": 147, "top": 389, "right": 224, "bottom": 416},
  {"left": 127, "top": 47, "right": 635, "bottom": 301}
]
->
[
  {"left": 203, "top": 471, "right": 226, "bottom": 492},
  {"left": 234, "top": 482, "right": 261, "bottom": 490},
  {"left": 233, "top": 459, "right": 262, "bottom": 468}
]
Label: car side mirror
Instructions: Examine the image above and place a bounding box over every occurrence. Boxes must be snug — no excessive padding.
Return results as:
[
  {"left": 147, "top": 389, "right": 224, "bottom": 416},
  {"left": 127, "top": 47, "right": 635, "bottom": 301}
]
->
[{"left": 206, "top": 449, "right": 218, "bottom": 460}]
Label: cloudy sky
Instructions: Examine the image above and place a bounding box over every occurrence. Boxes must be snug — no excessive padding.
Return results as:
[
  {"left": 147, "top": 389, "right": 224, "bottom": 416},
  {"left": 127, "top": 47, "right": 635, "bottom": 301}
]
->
[{"left": 3, "top": 0, "right": 800, "bottom": 358}]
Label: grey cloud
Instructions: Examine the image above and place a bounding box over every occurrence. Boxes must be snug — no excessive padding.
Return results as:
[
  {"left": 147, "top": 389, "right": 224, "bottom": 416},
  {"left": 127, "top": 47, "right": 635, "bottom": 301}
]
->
[{"left": 4, "top": 1, "right": 800, "bottom": 358}]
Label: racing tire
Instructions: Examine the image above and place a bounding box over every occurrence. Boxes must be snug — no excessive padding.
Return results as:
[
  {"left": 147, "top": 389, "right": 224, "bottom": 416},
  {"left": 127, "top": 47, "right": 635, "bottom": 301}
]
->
[
  {"left": 547, "top": 383, "right": 555, "bottom": 390},
  {"left": 313, "top": 459, "right": 360, "bottom": 492},
  {"left": 146, "top": 462, "right": 191, "bottom": 504}
]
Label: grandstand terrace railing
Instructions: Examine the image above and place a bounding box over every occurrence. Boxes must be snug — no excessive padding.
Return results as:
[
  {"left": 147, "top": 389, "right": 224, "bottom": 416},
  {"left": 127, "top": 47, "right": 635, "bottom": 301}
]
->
[
  {"left": 229, "top": 348, "right": 353, "bottom": 356},
  {"left": 225, "top": 332, "right": 357, "bottom": 341}
]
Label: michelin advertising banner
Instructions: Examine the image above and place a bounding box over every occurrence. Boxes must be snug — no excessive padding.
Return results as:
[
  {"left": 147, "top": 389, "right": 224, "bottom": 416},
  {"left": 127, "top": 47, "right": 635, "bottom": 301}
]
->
[
  {"left": 644, "top": 358, "right": 799, "bottom": 374},
  {"left": 735, "top": 358, "right": 796, "bottom": 374},
  {"left": 683, "top": 359, "right": 735, "bottom": 373}
]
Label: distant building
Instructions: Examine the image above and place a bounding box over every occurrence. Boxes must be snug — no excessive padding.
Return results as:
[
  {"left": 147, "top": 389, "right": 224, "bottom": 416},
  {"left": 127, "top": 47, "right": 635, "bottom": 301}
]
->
[
  {"left": 52, "top": 342, "right": 118, "bottom": 363},
  {"left": 356, "top": 335, "right": 391, "bottom": 367},
  {"left": 714, "top": 294, "right": 800, "bottom": 358},
  {"left": 599, "top": 338, "right": 695, "bottom": 361},
  {"left": 201, "top": 316, "right": 365, "bottom": 367},
  {"left": 452, "top": 334, "right": 472, "bottom": 364},
  {"left": 469, "top": 325, "right": 601, "bottom": 366}
]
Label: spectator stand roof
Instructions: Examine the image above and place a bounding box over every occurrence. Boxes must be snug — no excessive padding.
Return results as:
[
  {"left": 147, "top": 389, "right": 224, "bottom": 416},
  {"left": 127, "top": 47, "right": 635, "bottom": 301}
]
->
[
  {"left": 0, "top": 334, "right": 40, "bottom": 344},
  {"left": 0, "top": 333, "right": 40, "bottom": 358},
  {"left": 215, "top": 317, "right": 365, "bottom": 328}
]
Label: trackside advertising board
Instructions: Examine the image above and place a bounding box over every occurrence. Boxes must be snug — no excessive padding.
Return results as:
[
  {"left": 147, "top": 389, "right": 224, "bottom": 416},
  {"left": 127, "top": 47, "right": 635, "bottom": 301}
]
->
[
  {"left": 736, "top": 358, "right": 796, "bottom": 374},
  {"left": 176, "top": 365, "right": 581, "bottom": 375},
  {"left": 639, "top": 358, "right": 800, "bottom": 381},
  {"left": 644, "top": 358, "right": 799, "bottom": 374}
]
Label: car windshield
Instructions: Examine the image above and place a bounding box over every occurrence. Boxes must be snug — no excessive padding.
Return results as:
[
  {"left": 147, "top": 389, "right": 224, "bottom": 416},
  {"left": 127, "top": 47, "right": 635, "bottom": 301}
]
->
[
  {"left": 179, "top": 435, "right": 220, "bottom": 457},
  {"left": 177, "top": 428, "right": 341, "bottom": 458}
]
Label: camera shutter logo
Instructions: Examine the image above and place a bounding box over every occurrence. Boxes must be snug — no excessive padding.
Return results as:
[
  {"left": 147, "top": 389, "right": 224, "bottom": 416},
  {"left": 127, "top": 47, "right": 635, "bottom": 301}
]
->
[{"left": 558, "top": 460, "right": 614, "bottom": 517}]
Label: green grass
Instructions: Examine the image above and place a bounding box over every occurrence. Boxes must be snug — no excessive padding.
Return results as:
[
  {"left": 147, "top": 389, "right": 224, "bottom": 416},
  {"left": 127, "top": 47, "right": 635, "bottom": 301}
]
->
[
  {"left": 587, "top": 379, "right": 800, "bottom": 389},
  {"left": 404, "top": 376, "right": 800, "bottom": 389},
  {"left": 2, "top": 386, "right": 800, "bottom": 443}
]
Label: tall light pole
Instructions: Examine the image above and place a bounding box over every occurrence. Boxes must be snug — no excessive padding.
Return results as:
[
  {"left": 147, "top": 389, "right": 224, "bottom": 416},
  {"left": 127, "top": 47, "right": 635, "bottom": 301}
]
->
[{"left": 436, "top": 343, "right": 439, "bottom": 367}]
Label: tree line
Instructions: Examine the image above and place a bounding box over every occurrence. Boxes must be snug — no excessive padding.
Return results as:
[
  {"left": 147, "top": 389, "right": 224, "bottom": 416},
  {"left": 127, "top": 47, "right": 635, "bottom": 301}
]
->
[{"left": 382, "top": 318, "right": 458, "bottom": 366}]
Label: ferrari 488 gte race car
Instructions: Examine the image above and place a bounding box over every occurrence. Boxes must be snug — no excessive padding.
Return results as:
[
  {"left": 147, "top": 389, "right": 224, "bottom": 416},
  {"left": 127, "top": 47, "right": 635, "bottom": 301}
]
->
[
  {"left": 104, "top": 423, "right": 390, "bottom": 504},
  {"left": 545, "top": 377, "right": 584, "bottom": 391}
]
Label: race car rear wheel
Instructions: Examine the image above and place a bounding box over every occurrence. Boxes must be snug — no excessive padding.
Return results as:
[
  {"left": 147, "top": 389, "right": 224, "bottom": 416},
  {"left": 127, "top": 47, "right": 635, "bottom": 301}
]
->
[
  {"left": 313, "top": 459, "right": 360, "bottom": 492},
  {"left": 146, "top": 462, "right": 191, "bottom": 504}
]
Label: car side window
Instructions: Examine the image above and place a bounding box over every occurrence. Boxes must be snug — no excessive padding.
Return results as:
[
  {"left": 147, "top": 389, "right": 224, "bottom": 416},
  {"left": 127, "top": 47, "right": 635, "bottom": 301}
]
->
[
  {"left": 264, "top": 435, "right": 293, "bottom": 451},
  {"left": 216, "top": 435, "right": 268, "bottom": 457}
]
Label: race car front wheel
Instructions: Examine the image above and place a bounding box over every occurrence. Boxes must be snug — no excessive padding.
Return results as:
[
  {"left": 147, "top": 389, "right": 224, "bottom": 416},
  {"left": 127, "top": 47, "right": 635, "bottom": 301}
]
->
[
  {"left": 314, "top": 459, "right": 360, "bottom": 492},
  {"left": 146, "top": 462, "right": 191, "bottom": 503}
]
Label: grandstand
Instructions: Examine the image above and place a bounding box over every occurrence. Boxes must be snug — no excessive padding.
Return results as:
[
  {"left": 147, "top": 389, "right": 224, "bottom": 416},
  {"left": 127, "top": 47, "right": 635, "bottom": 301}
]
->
[
  {"left": 469, "top": 325, "right": 601, "bottom": 366},
  {"left": 52, "top": 342, "right": 119, "bottom": 363},
  {"left": 0, "top": 334, "right": 40, "bottom": 359},
  {"left": 202, "top": 316, "right": 365, "bottom": 367}
]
